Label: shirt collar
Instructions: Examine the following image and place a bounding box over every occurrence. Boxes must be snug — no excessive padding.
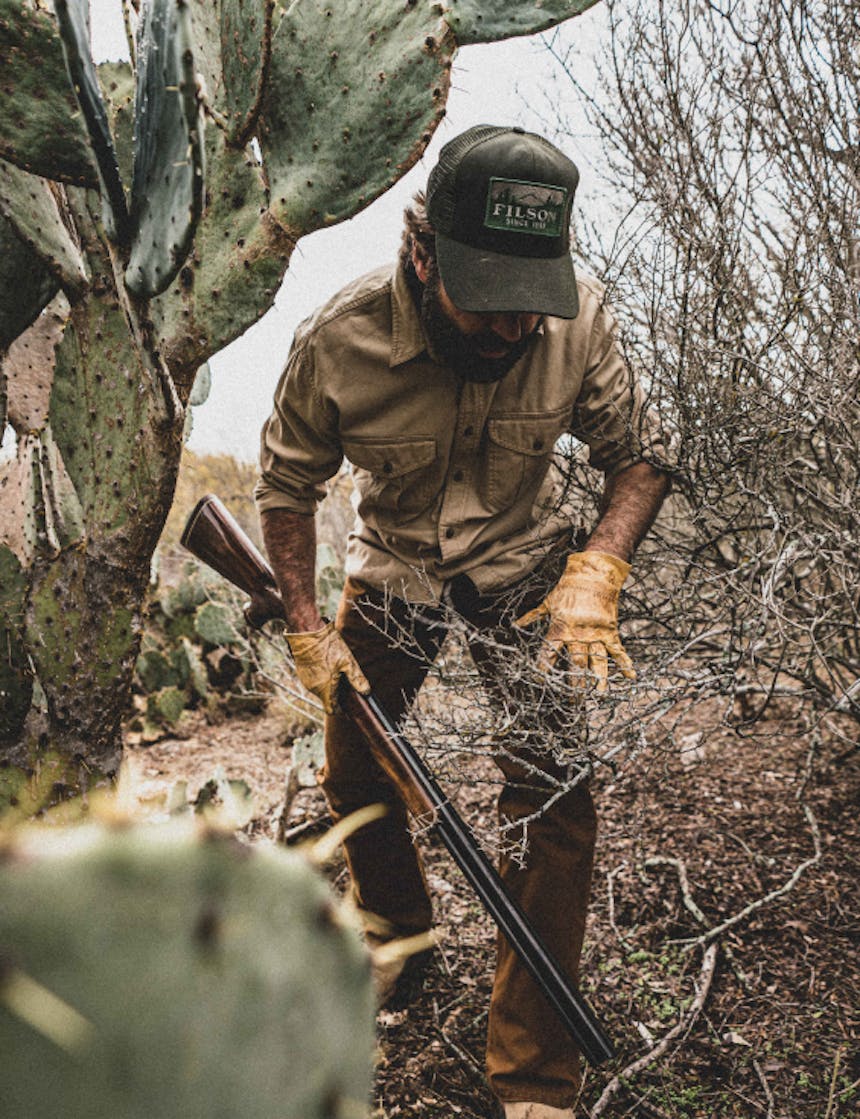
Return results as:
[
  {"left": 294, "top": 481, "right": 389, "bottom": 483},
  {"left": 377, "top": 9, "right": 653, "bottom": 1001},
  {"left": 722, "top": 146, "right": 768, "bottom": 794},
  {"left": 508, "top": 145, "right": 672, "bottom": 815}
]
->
[{"left": 390, "top": 262, "right": 427, "bottom": 367}]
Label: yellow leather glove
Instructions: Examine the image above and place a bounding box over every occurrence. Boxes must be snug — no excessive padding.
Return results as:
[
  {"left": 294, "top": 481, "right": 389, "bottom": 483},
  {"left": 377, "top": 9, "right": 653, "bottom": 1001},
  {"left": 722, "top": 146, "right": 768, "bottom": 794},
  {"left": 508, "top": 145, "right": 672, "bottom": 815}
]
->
[
  {"left": 286, "top": 621, "right": 370, "bottom": 714},
  {"left": 515, "top": 551, "right": 635, "bottom": 693}
]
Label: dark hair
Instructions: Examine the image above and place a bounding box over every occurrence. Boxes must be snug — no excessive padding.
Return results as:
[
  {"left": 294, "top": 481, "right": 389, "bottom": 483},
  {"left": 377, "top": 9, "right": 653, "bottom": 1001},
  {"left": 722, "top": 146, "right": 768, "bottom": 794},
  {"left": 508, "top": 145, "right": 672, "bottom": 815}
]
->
[{"left": 399, "top": 190, "right": 437, "bottom": 271}]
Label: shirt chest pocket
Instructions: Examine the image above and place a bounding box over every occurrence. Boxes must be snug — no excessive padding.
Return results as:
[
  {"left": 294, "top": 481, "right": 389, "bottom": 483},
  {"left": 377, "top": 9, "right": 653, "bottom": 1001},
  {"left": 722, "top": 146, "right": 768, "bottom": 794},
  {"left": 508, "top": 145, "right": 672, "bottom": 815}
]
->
[
  {"left": 343, "top": 436, "right": 438, "bottom": 520},
  {"left": 485, "top": 410, "right": 569, "bottom": 512}
]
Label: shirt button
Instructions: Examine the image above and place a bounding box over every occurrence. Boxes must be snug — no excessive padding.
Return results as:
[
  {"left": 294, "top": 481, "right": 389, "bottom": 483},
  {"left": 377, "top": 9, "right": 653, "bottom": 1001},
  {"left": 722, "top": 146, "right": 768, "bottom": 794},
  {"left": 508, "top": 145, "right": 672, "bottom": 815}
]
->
[
  {"left": 382, "top": 461, "right": 393, "bottom": 474},
  {"left": 532, "top": 438, "right": 544, "bottom": 451},
  {"left": 453, "top": 469, "right": 464, "bottom": 482},
  {"left": 463, "top": 425, "right": 474, "bottom": 437},
  {"left": 445, "top": 527, "right": 455, "bottom": 539}
]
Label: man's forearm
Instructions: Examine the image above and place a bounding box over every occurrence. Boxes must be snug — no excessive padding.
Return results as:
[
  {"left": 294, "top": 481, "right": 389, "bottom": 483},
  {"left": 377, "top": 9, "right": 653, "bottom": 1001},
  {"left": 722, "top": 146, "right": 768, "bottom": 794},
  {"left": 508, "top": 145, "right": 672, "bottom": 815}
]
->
[
  {"left": 585, "top": 462, "right": 670, "bottom": 563},
  {"left": 260, "top": 507, "right": 323, "bottom": 632}
]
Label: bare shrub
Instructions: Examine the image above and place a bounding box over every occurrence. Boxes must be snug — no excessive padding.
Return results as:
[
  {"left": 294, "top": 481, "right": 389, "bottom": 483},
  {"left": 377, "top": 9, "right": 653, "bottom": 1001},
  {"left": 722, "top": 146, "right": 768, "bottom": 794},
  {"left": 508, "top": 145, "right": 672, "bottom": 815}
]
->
[{"left": 385, "top": 0, "right": 859, "bottom": 840}]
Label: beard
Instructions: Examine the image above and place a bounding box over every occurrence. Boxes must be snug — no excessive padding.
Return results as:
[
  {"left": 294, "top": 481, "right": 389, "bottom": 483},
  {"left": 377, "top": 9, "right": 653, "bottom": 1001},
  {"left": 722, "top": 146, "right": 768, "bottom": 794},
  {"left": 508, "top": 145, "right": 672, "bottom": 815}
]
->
[{"left": 419, "top": 263, "right": 539, "bottom": 383}]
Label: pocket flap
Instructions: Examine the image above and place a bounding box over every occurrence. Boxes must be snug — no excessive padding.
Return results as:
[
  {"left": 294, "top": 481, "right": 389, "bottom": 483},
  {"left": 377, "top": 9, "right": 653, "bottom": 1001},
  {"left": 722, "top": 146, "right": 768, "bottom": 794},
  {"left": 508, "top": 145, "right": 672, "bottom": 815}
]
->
[
  {"left": 488, "top": 412, "right": 567, "bottom": 456},
  {"left": 343, "top": 437, "right": 437, "bottom": 478}
]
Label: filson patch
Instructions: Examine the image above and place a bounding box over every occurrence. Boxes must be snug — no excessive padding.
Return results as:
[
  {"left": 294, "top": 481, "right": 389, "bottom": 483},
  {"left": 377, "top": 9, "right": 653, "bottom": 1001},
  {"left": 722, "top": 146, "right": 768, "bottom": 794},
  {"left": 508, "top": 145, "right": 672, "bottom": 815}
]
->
[{"left": 484, "top": 178, "right": 568, "bottom": 237}]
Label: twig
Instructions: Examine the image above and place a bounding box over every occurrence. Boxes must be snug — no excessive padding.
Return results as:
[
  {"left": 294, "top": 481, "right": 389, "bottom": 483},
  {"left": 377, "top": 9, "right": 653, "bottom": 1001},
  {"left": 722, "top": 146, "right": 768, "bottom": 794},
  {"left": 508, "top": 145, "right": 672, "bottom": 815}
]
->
[
  {"left": 795, "top": 725, "right": 821, "bottom": 801},
  {"left": 823, "top": 1047, "right": 845, "bottom": 1119},
  {"left": 588, "top": 942, "right": 719, "bottom": 1117},
  {"left": 607, "top": 861, "right": 635, "bottom": 947},
  {"left": 434, "top": 1000, "right": 484, "bottom": 1077},
  {"left": 670, "top": 805, "right": 822, "bottom": 952},
  {"left": 752, "top": 1058, "right": 775, "bottom": 1119},
  {"left": 624, "top": 1092, "right": 676, "bottom": 1119},
  {"left": 280, "top": 813, "right": 331, "bottom": 845},
  {"left": 644, "top": 855, "right": 709, "bottom": 926}
]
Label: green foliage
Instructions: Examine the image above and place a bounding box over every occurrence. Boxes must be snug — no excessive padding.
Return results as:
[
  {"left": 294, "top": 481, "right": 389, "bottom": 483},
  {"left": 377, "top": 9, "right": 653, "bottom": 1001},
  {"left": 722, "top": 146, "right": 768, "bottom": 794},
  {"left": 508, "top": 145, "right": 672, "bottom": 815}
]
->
[
  {"left": 131, "top": 559, "right": 270, "bottom": 736},
  {"left": 0, "top": 819, "right": 374, "bottom": 1118}
]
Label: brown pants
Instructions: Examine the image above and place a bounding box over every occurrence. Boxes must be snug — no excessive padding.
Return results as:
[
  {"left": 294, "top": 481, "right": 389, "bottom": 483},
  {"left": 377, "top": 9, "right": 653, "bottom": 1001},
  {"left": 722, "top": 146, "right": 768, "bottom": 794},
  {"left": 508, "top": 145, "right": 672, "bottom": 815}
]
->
[{"left": 323, "top": 561, "right": 597, "bottom": 1108}]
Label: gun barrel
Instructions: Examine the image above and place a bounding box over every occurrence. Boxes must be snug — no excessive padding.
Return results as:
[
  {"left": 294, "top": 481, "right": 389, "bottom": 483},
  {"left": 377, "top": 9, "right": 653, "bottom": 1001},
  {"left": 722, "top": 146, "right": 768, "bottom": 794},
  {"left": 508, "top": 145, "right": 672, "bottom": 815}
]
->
[
  {"left": 181, "top": 494, "right": 616, "bottom": 1066},
  {"left": 349, "top": 689, "right": 616, "bottom": 1066}
]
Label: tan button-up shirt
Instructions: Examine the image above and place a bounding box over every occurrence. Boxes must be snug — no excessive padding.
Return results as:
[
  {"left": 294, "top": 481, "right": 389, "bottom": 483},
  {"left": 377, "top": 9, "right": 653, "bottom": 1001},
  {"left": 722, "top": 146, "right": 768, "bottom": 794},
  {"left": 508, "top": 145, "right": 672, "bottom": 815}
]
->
[{"left": 256, "top": 262, "right": 668, "bottom": 602}]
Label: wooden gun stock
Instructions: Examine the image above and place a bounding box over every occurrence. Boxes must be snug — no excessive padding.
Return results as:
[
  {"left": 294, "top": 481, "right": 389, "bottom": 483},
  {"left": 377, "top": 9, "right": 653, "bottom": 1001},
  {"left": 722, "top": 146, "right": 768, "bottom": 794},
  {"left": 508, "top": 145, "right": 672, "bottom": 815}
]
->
[{"left": 181, "top": 494, "right": 616, "bottom": 1067}]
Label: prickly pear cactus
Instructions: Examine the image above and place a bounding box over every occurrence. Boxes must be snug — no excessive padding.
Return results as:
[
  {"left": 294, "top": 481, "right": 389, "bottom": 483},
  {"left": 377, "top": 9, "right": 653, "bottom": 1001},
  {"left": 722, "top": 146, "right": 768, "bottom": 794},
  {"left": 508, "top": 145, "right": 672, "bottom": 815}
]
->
[
  {"left": 0, "top": 0, "right": 600, "bottom": 810},
  {"left": 0, "top": 819, "right": 375, "bottom": 1118}
]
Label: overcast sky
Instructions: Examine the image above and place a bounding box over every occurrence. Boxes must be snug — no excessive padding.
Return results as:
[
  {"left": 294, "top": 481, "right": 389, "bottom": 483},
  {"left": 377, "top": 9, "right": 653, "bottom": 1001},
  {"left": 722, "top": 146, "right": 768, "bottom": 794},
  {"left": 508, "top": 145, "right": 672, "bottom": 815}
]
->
[{"left": 90, "top": 4, "right": 607, "bottom": 462}]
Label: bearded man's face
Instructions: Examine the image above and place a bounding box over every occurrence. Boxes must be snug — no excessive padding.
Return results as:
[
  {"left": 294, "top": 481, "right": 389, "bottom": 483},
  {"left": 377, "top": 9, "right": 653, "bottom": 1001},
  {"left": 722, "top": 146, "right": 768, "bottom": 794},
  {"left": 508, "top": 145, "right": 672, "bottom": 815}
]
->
[{"left": 419, "top": 260, "right": 543, "bottom": 383}]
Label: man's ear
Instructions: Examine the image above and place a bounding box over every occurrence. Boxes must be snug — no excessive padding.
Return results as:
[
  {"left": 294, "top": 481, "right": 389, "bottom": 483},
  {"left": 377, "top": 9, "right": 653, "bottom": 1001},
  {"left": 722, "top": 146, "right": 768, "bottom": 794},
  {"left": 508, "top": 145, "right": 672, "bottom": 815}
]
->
[{"left": 410, "top": 240, "right": 431, "bottom": 284}]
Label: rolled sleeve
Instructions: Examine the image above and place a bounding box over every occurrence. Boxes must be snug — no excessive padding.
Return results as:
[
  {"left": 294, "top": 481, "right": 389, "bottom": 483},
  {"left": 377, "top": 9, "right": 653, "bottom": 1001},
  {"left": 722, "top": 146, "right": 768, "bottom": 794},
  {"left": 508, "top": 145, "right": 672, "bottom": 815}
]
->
[
  {"left": 571, "top": 302, "right": 672, "bottom": 477},
  {"left": 254, "top": 333, "right": 344, "bottom": 515}
]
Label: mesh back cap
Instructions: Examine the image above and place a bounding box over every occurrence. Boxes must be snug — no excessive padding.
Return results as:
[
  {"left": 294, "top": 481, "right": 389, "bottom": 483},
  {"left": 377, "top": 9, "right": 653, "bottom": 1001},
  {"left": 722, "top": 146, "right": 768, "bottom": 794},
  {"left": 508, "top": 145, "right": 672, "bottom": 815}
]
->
[{"left": 426, "top": 125, "right": 580, "bottom": 319}]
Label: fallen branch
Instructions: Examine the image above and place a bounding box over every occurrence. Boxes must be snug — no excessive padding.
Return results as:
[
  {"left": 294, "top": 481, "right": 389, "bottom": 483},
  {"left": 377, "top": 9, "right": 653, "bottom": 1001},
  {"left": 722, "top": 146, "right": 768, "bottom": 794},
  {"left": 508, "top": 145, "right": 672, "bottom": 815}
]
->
[
  {"left": 823, "top": 1047, "right": 845, "bottom": 1119},
  {"left": 606, "top": 861, "right": 635, "bottom": 948},
  {"left": 669, "top": 805, "right": 822, "bottom": 952},
  {"left": 644, "top": 854, "right": 708, "bottom": 926},
  {"left": 753, "top": 1057, "right": 775, "bottom": 1119},
  {"left": 588, "top": 942, "right": 719, "bottom": 1117}
]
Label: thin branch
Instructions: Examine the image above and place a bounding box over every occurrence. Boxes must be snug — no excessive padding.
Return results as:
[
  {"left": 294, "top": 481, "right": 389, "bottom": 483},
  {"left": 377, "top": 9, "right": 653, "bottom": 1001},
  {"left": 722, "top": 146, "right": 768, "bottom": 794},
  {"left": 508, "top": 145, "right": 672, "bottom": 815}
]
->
[
  {"left": 670, "top": 805, "right": 822, "bottom": 951},
  {"left": 588, "top": 942, "right": 719, "bottom": 1118}
]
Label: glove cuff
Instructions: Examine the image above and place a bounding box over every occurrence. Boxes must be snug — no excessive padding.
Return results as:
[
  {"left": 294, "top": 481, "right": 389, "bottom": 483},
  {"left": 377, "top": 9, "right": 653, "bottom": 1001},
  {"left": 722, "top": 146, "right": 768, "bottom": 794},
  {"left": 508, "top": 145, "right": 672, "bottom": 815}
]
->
[
  {"left": 284, "top": 620, "right": 334, "bottom": 655},
  {"left": 564, "top": 550, "right": 631, "bottom": 590}
]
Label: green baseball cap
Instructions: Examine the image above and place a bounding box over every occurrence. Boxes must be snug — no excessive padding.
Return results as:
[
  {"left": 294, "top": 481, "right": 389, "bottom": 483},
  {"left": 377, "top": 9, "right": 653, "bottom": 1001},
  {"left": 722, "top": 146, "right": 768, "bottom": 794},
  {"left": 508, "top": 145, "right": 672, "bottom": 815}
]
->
[{"left": 426, "top": 125, "right": 580, "bottom": 319}]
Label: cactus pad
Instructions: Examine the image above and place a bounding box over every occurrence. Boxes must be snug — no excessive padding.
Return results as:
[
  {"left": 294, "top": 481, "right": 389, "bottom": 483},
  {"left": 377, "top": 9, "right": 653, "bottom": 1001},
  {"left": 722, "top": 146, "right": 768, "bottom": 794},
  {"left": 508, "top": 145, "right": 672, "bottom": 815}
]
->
[
  {"left": 125, "top": 0, "right": 205, "bottom": 298},
  {"left": 53, "top": 0, "right": 130, "bottom": 242},
  {"left": 0, "top": 821, "right": 375, "bottom": 1118},
  {"left": 4, "top": 294, "right": 70, "bottom": 435},
  {"left": 48, "top": 291, "right": 165, "bottom": 535},
  {"left": 441, "top": 0, "right": 602, "bottom": 45},
  {"left": 153, "top": 138, "right": 292, "bottom": 374},
  {"left": 260, "top": 0, "right": 454, "bottom": 235},
  {"left": 97, "top": 62, "right": 137, "bottom": 191},
  {"left": 0, "top": 0, "right": 98, "bottom": 186},
  {"left": 0, "top": 161, "right": 88, "bottom": 298},
  {"left": 0, "top": 212, "right": 58, "bottom": 351},
  {"left": 18, "top": 428, "right": 86, "bottom": 556},
  {"left": 188, "top": 362, "right": 212, "bottom": 407},
  {"left": 220, "top": 0, "right": 274, "bottom": 144},
  {"left": 0, "top": 544, "right": 31, "bottom": 741},
  {"left": 187, "top": 0, "right": 274, "bottom": 145}
]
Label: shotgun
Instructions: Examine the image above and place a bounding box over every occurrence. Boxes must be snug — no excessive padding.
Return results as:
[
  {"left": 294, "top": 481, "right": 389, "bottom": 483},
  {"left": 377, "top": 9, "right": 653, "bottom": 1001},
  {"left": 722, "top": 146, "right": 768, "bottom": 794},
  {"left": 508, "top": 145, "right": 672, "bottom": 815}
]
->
[{"left": 181, "top": 494, "right": 616, "bottom": 1066}]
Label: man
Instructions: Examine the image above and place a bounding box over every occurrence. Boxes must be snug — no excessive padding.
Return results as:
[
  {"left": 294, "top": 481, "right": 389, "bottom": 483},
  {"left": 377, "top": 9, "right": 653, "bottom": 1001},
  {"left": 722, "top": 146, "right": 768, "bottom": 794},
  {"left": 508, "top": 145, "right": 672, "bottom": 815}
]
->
[{"left": 255, "top": 125, "right": 671, "bottom": 1119}]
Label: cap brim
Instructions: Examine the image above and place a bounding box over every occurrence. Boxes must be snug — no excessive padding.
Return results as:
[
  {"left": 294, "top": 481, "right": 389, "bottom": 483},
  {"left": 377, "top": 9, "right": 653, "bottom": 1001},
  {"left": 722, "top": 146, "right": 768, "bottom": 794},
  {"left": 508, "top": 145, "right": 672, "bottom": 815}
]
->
[{"left": 435, "top": 234, "right": 579, "bottom": 320}]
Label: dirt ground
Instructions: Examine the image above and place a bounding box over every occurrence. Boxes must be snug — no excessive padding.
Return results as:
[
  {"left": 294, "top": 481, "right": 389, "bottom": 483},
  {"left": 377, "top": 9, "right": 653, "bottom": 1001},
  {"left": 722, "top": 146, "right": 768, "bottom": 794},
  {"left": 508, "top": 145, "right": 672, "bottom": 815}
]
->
[{"left": 126, "top": 698, "right": 859, "bottom": 1119}]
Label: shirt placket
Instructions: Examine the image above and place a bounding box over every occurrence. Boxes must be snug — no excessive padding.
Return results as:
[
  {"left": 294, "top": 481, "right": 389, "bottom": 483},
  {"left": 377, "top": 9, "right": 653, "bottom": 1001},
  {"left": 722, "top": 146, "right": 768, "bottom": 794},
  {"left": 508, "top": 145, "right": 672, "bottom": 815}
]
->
[{"left": 438, "top": 380, "right": 498, "bottom": 562}]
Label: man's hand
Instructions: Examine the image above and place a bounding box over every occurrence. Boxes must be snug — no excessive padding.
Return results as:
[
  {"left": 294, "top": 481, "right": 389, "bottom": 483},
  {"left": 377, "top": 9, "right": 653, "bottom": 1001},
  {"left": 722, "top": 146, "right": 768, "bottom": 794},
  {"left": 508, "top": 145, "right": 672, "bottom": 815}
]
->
[
  {"left": 286, "top": 621, "right": 370, "bottom": 714},
  {"left": 515, "top": 551, "right": 635, "bottom": 693}
]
